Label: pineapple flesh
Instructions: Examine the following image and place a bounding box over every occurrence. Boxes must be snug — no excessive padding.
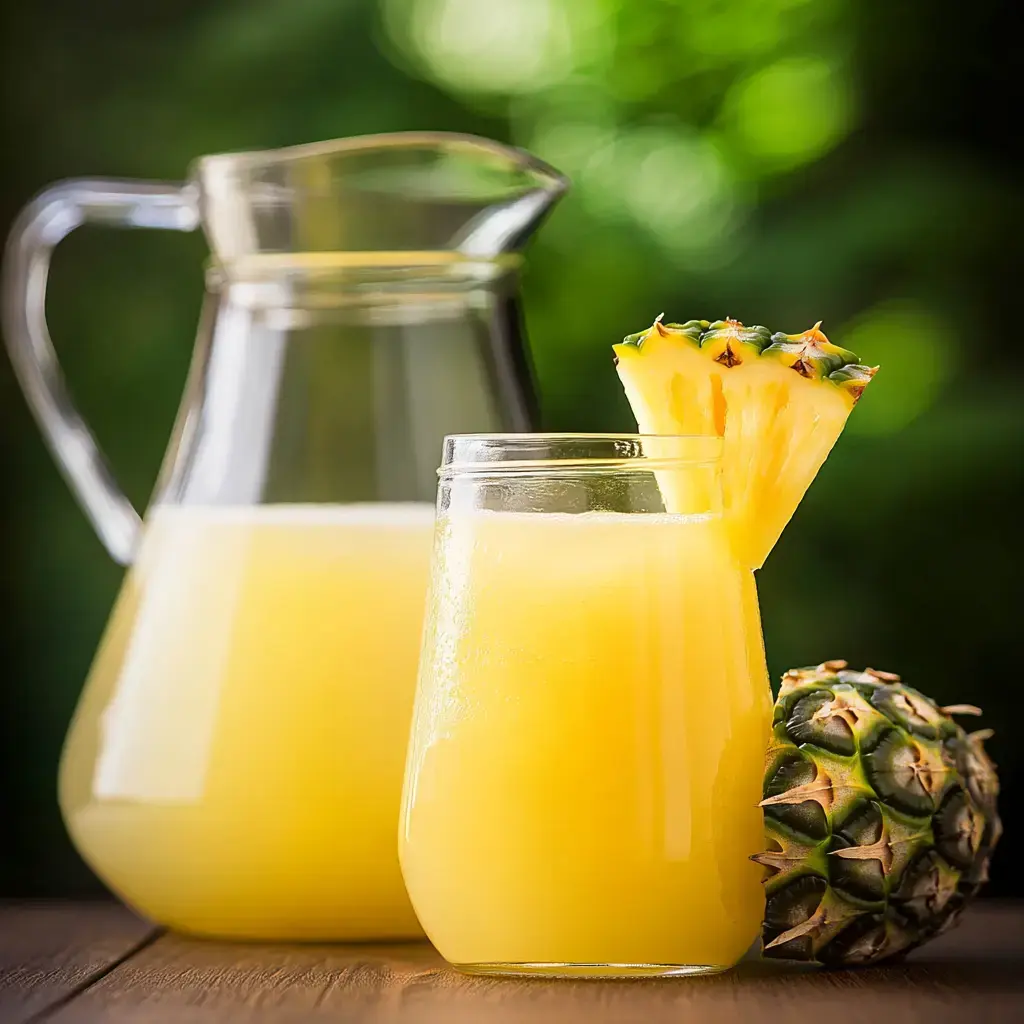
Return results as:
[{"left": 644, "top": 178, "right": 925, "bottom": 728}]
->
[
  {"left": 757, "top": 661, "right": 1001, "bottom": 966},
  {"left": 614, "top": 317, "right": 876, "bottom": 568}
]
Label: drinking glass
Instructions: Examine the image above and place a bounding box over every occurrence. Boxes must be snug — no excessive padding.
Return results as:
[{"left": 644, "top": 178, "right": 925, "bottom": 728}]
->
[{"left": 400, "top": 434, "right": 772, "bottom": 977}]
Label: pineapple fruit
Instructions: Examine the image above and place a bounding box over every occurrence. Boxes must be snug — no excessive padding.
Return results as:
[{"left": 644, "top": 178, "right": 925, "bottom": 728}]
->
[
  {"left": 757, "top": 660, "right": 1001, "bottom": 966},
  {"left": 614, "top": 317, "right": 876, "bottom": 567}
]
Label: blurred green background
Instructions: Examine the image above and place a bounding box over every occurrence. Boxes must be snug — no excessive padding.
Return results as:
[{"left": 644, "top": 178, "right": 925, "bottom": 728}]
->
[{"left": 0, "top": 0, "right": 1020, "bottom": 897}]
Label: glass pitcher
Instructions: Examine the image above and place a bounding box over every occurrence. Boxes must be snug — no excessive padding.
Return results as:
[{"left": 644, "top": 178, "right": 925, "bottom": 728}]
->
[{"left": 2, "top": 133, "right": 566, "bottom": 941}]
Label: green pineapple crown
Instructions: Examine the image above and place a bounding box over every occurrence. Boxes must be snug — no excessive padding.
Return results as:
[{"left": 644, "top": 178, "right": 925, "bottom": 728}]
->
[{"left": 620, "top": 316, "right": 878, "bottom": 399}]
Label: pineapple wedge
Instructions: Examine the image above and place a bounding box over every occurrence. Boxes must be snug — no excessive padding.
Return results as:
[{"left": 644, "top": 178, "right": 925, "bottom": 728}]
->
[{"left": 614, "top": 317, "right": 876, "bottom": 568}]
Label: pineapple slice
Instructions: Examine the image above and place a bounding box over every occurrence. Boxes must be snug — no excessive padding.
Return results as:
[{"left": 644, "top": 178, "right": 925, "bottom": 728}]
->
[{"left": 614, "top": 317, "right": 876, "bottom": 568}]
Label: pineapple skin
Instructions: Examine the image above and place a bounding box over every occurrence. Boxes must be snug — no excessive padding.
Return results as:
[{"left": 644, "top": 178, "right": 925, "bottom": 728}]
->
[
  {"left": 756, "top": 660, "right": 1001, "bottom": 967},
  {"left": 613, "top": 318, "right": 877, "bottom": 569}
]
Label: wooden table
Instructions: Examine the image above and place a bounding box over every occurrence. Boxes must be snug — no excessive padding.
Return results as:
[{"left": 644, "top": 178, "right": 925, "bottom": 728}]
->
[{"left": 2, "top": 901, "right": 1022, "bottom": 1023}]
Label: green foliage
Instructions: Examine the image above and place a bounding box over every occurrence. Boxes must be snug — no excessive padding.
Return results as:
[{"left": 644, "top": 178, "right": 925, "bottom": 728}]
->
[{"left": 0, "top": 0, "right": 1020, "bottom": 895}]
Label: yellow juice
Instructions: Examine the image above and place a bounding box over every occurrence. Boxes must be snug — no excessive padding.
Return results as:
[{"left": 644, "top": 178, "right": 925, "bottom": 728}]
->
[
  {"left": 400, "top": 509, "right": 771, "bottom": 972},
  {"left": 60, "top": 502, "right": 434, "bottom": 941}
]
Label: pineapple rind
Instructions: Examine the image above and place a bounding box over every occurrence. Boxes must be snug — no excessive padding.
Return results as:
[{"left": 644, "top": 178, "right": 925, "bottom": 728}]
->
[
  {"left": 758, "top": 661, "right": 1001, "bottom": 967},
  {"left": 763, "top": 324, "right": 860, "bottom": 379},
  {"left": 829, "top": 363, "right": 879, "bottom": 405},
  {"left": 701, "top": 320, "right": 772, "bottom": 366}
]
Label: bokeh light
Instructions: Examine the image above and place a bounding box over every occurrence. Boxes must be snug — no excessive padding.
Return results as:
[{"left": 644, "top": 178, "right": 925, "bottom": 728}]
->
[
  {"left": 386, "top": 0, "right": 858, "bottom": 262},
  {"left": 719, "top": 56, "right": 856, "bottom": 174},
  {"left": 387, "top": 0, "right": 575, "bottom": 95},
  {"left": 840, "top": 302, "right": 958, "bottom": 436}
]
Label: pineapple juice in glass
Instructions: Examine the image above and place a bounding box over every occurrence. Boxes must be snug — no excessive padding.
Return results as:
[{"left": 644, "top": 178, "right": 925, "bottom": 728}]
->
[
  {"left": 2, "top": 134, "right": 566, "bottom": 939},
  {"left": 400, "top": 434, "right": 772, "bottom": 976}
]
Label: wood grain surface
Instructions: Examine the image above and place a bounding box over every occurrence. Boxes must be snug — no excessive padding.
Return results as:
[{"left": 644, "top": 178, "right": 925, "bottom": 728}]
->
[
  {"left": 3, "top": 902, "right": 1022, "bottom": 1024},
  {"left": 0, "top": 901, "right": 157, "bottom": 1024}
]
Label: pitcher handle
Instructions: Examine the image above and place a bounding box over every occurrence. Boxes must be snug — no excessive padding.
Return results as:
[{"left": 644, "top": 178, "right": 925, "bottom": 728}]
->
[{"left": 2, "top": 179, "right": 200, "bottom": 564}]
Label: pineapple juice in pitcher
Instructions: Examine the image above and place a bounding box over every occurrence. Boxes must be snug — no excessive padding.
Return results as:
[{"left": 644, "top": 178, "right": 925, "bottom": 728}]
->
[
  {"left": 2, "top": 134, "right": 566, "bottom": 939},
  {"left": 62, "top": 503, "right": 434, "bottom": 939}
]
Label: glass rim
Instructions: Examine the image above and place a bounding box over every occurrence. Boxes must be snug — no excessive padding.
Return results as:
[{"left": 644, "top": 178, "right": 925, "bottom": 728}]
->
[{"left": 439, "top": 433, "right": 723, "bottom": 478}]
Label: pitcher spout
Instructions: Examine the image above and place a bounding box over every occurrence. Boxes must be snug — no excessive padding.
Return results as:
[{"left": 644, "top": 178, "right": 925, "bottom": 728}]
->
[
  {"left": 448, "top": 143, "right": 568, "bottom": 259},
  {"left": 193, "top": 132, "right": 568, "bottom": 266}
]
